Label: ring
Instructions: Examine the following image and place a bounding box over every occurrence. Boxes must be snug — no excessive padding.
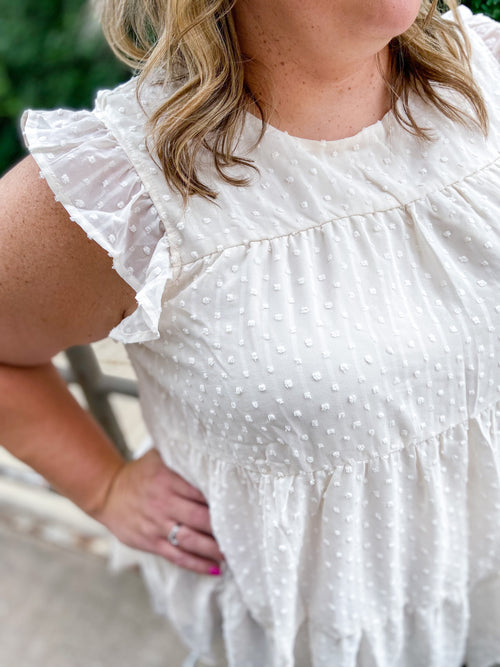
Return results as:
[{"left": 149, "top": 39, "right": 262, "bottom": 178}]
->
[{"left": 167, "top": 522, "right": 182, "bottom": 546}]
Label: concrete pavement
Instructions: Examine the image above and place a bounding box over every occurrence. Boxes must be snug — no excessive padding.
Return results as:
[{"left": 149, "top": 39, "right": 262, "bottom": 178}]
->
[
  {"left": 0, "top": 340, "right": 191, "bottom": 667},
  {"left": 0, "top": 509, "right": 189, "bottom": 667}
]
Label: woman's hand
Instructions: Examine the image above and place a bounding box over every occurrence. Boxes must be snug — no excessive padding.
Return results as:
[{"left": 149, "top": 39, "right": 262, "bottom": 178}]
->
[{"left": 95, "top": 449, "right": 224, "bottom": 576}]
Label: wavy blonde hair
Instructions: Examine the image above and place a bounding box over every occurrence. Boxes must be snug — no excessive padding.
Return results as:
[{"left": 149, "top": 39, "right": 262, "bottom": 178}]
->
[{"left": 98, "top": 0, "right": 488, "bottom": 202}]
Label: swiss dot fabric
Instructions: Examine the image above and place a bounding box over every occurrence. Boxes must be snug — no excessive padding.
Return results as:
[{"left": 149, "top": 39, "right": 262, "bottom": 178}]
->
[{"left": 22, "top": 8, "right": 500, "bottom": 667}]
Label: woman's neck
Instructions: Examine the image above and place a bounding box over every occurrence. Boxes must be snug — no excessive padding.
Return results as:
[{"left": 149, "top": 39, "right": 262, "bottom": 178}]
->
[
  {"left": 245, "top": 50, "right": 392, "bottom": 142},
  {"left": 232, "top": 1, "right": 417, "bottom": 141}
]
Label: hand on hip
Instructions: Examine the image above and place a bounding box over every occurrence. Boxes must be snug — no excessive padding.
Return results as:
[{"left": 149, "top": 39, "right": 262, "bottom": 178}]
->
[{"left": 95, "top": 448, "right": 224, "bottom": 576}]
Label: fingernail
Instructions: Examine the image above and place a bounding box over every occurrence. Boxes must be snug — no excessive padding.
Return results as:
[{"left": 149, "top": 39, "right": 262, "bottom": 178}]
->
[{"left": 209, "top": 567, "right": 221, "bottom": 576}]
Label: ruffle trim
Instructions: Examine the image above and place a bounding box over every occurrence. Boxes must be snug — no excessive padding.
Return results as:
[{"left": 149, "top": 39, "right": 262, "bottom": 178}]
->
[
  {"left": 21, "top": 108, "right": 173, "bottom": 344},
  {"left": 109, "top": 402, "right": 500, "bottom": 666}
]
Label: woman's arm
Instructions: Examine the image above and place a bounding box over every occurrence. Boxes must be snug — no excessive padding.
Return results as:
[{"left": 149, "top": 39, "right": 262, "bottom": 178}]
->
[
  {"left": 0, "top": 155, "right": 134, "bottom": 513},
  {"left": 0, "top": 156, "right": 137, "bottom": 366},
  {"left": 0, "top": 157, "right": 224, "bottom": 574},
  {"left": 0, "top": 361, "right": 125, "bottom": 516}
]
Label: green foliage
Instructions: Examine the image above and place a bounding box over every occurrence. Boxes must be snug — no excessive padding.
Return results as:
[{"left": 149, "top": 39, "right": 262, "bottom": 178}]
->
[
  {"left": 462, "top": 0, "right": 500, "bottom": 21},
  {"left": 0, "top": 0, "right": 499, "bottom": 175},
  {"left": 0, "top": 0, "right": 129, "bottom": 174}
]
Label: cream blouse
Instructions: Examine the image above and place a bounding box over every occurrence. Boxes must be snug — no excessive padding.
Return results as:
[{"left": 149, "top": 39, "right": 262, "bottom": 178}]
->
[{"left": 22, "top": 8, "right": 500, "bottom": 667}]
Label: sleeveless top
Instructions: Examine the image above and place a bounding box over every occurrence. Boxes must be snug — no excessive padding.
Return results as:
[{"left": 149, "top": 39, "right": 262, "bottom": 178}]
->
[{"left": 22, "top": 8, "right": 500, "bottom": 667}]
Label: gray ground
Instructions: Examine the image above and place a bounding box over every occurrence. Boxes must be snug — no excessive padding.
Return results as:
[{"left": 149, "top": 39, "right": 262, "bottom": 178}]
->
[
  {"left": 0, "top": 341, "right": 194, "bottom": 667},
  {"left": 0, "top": 517, "right": 189, "bottom": 667}
]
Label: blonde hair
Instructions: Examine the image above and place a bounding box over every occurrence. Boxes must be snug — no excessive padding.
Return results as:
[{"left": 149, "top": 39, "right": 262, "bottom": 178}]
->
[{"left": 98, "top": 0, "right": 488, "bottom": 202}]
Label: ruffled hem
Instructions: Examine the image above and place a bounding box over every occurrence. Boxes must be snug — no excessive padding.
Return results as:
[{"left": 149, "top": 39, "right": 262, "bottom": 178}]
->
[
  {"left": 109, "top": 401, "right": 500, "bottom": 667},
  {"left": 21, "top": 108, "right": 173, "bottom": 344}
]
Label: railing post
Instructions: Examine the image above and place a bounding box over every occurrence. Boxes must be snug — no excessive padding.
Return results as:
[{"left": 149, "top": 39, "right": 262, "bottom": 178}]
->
[{"left": 64, "top": 346, "right": 133, "bottom": 460}]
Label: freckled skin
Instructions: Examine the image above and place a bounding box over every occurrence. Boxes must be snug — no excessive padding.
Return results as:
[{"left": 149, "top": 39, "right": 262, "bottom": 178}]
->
[{"left": 232, "top": 0, "right": 422, "bottom": 141}]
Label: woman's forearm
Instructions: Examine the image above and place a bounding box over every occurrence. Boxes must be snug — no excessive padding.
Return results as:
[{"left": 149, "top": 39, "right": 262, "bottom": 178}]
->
[
  {"left": 0, "top": 361, "right": 225, "bottom": 574},
  {"left": 0, "top": 361, "right": 126, "bottom": 517}
]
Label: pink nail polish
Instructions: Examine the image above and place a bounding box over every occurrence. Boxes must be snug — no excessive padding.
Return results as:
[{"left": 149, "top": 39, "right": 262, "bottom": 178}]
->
[{"left": 209, "top": 567, "right": 221, "bottom": 576}]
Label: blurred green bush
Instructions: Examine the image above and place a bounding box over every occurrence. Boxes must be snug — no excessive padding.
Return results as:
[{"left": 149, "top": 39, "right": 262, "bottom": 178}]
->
[
  {"left": 0, "top": 0, "right": 128, "bottom": 174},
  {"left": 0, "top": 0, "right": 499, "bottom": 175}
]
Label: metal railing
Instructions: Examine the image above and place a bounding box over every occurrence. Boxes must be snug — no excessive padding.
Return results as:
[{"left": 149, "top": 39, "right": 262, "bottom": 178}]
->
[{"left": 62, "top": 345, "right": 138, "bottom": 460}]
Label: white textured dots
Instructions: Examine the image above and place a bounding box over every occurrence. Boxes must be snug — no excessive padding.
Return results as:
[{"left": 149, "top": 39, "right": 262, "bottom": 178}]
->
[{"left": 21, "top": 9, "right": 500, "bottom": 667}]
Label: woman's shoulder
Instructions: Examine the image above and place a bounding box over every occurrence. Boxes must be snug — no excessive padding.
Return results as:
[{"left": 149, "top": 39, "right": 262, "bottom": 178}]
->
[
  {"left": 0, "top": 155, "right": 137, "bottom": 365},
  {"left": 21, "top": 76, "right": 178, "bottom": 345},
  {"left": 456, "top": 5, "right": 500, "bottom": 63},
  {"left": 94, "top": 73, "right": 170, "bottom": 117},
  {"left": 22, "top": 74, "right": 175, "bottom": 187}
]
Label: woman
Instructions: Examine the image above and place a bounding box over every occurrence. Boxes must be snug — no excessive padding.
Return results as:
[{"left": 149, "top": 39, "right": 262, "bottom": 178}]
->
[{"left": 1, "top": 0, "right": 499, "bottom": 665}]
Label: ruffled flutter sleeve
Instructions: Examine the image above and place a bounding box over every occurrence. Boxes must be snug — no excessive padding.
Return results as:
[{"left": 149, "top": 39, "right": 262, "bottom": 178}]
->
[{"left": 21, "top": 108, "right": 173, "bottom": 344}]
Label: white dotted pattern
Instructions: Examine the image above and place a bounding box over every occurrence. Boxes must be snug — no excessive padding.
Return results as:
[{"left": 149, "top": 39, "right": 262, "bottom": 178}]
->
[{"left": 21, "top": 8, "right": 500, "bottom": 667}]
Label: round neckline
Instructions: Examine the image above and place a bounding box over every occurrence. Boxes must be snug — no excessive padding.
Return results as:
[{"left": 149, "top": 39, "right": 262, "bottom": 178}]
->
[{"left": 244, "top": 105, "right": 395, "bottom": 153}]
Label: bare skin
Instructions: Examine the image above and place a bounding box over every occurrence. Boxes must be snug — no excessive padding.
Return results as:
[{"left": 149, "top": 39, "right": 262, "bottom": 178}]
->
[
  {"left": 0, "top": 158, "right": 224, "bottom": 575},
  {"left": 232, "top": 0, "right": 421, "bottom": 141},
  {"left": 0, "top": 2, "right": 421, "bottom": 574}
]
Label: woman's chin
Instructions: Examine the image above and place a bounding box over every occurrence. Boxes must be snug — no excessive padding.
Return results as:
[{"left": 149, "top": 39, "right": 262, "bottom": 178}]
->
[{"left": 357, "top": 0, "right": 422, "bottom": 43}]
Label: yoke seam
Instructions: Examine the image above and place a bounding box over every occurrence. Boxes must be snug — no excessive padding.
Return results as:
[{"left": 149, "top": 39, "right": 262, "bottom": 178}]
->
[
  {"left": 174, "top": 153, "right": 500, "bottom": 272},
  {"left": 163, "top": 398, "right": 500, "bottom": 478}
]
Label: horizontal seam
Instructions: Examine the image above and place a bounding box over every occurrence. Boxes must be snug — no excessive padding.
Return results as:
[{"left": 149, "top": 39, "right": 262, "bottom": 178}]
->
[
  {"left": 175, "top": 153, "right": 500, "bottom": 272},
  {"left": 93, "top": 101, "right": 500, "bottom": 275},
  {"left": 184, "top": 398, "right": 500, "bottom": 477}
]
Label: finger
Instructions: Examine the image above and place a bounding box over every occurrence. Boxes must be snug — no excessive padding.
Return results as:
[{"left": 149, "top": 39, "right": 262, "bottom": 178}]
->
[
  {"left": 146, "top": 450, "right": 208, "bottom": 504},
  {"left": 168, "top": 497, "right": 215, "bottom": 535},
  {"left": 171, "top": 524, "right": 225, "bottom": 563},
  {"left": 154, "top": 539, "right": 223, "bottom": 576},
  {"left": 169, "top": 473, "right": 208, "bottom": 504}
]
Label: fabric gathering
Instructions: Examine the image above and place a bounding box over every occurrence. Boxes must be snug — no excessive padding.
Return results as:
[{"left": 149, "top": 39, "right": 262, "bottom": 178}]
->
[{"left": 18, "top": 6, "right": 500, "bottom": 667}]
